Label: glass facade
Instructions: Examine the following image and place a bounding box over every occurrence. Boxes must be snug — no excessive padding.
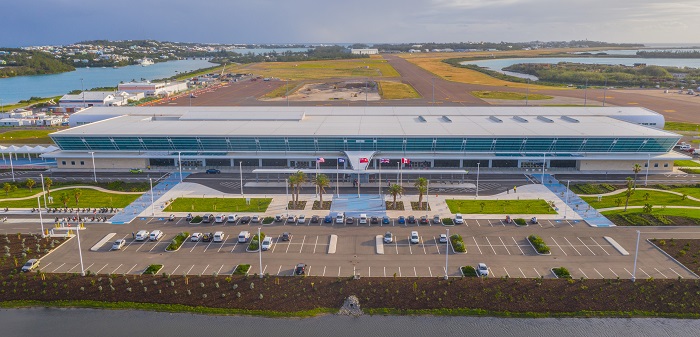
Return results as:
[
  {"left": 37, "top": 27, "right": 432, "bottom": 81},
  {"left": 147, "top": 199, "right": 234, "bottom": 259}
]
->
[{"left": 51, "top": 136, "right": 679, "bottom": 154}]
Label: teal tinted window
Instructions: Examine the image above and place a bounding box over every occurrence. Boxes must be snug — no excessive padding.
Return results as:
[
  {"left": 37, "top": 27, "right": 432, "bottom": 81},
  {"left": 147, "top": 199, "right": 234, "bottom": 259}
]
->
[
  {"left": 464, "top": 139, "right": 494, "bottom": 152},
  {"left": 258, "top": 137, "right": 287, "bottom": 151},
  {"left": 376, "top": 138, "right": 404, "bottom": 151},
  {"left": 199, "top": 138, "right": 228, "bottom": 151},
  {"left": 405, "top": 138, "right": 433, "bottom": 151},
  {"left": 229, "top": 138, "right": 257, "bottom": 151},
  {"left": 287, "top": 138, "right": 316, "bottom": 151},
  {"left": 316, "top": 138, "right": 345, "bottom": 151},
  {"left": 345, "top": 138, "right": 375, "bottom": 151},
  {"left": 435, "top": 138, "right": 463, "bottom": 152}
]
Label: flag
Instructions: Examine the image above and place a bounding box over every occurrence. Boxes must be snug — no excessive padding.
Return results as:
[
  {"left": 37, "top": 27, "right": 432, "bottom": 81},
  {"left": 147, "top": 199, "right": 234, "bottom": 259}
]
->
[
  {"left": 338, "top": 158, "right": 345, "bottom": 163},
  {"left": 380, "top": 158, "right": 390, "bottom": 164},
  {"left": 401, "top": 158, "right": 410, "bottom": 164},
  {"left": 359, "top": 157, "right": 369, "bottom": 163},
  {"left": 316, "top": 157, "right": 325, "bottom": 163}
]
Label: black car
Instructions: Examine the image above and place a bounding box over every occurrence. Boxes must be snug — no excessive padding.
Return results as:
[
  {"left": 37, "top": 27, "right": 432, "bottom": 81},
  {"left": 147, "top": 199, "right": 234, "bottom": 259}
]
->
[
  {"left": 275, "top": 215, "right": 283, "bottom": 222},
  {"left": 206, "top": 169, "right": 221, "bottom": 174},
  {"left": 311, "top": 215, "right": 320, "bottom": 223},
  {"left": 282, "top": 232, "right": 291, "bottom": 241},
  {"left": 240, "top": 216, "right": 251, "bottom": 224},
  {"left": 419, "top": 216, "right": 428, "bottom": 225},
  {"left": 202, "top": 232, "right": 214, "bottom": 242},
  {"left": 346, "top": 217, "right": 354, "bottom": 224},
  {"left": 295, "top": 263, "right": 306, "bottom": 275},
  {"left": 370, "top": 216, "right": 379, "bottom": 224},
  {"left": 407, "top": 215, "right": 416, "bottom": 224}
]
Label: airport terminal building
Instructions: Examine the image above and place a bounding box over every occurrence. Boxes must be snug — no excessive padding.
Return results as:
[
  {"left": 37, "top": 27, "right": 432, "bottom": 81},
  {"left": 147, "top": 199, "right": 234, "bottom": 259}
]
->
[{"left": 47, "top": 106, "right": 684, "bottom": 177}]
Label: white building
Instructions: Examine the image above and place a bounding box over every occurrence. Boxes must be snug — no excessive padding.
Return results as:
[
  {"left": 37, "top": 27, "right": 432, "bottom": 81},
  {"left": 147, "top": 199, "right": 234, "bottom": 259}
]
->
[
  {"left": 117, "top": 81, "right": 188, "bottom": 97},
  {"left": 0, "top": 118, "right": 33, "bottom": 127},
  {"left": 59, "top": 91, "right": 125, "bottom": 109},
  {"left": 351, "top": 48, "right": 379, "bottom": 55}
]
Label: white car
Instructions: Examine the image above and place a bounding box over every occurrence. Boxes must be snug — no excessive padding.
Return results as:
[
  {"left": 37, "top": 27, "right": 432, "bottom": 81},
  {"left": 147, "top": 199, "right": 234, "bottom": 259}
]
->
[
  {"left": 21, "top": 259, "right": 39, "bottom": 272},
  {"left": 251, "top": 215, "right": 260, "bottom": 223},
  {"left": 227, "top": 214, "right": 238, "bottom": 223},
  {"left": 111, "top": 239, "right": 126, "bottom": 250},
  {"left": 455, "top": 213, "right": 464, "bottom": 225},
  {"left": 149, "top": 230, "right": 163, "bottom": 241},
  {"left": 135, "top": 230, "right": 150, "bottom": 241},
  {"left": 383, "top": 231, "right": 393, "bottom": 244},
  {"left": 439, "top": 233, "right": 448, "bottom": 244},
  {"left": 298, "top": 215, "right": 306, "bottom": 224},
  {"left": 359, "top": 214, "right": 367, "bottom": 224},
  {"left": 215, "top": 214, "right": 225, "bottom": 223},
  {"left": 261, "top": 237, "right": 272, "bottom": 251},
  {"left": 477, "top": 263, "right": 489, "bottom": 277},
  {"left": 335, "top": 213, "right": 344, "bottom": 224},
  {"left": 410, "top": 231, "right": 420, "bottom": 244},
  {"left": 190, "top": 233, "right": 203, "bottom": 242}
]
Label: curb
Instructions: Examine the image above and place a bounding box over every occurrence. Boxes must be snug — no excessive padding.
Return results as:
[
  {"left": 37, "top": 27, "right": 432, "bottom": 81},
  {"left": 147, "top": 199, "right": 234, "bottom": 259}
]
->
[
  {"left": 164, "top": 233, "right": 189, "bottom": 252},
  {"left": 646, "top": 239, "right": 700, "bottom": 279},
  {"left": 37, "top": 236, "right": 74, "bottom": 269}
]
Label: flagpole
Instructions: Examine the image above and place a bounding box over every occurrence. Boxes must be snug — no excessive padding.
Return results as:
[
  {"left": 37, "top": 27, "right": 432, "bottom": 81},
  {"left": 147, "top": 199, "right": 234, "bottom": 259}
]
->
[
  {"left": 315, "top": 160, "right": 319, "bottom": 198},
  {"left": 396, "top": 162, "right": 400, "bottom": 185},
  {"left": 336, "top": 158, "right": 339, "bottom": 197},
  {"left": 378, "top": 160, "right": 381, "bottom": 197}
]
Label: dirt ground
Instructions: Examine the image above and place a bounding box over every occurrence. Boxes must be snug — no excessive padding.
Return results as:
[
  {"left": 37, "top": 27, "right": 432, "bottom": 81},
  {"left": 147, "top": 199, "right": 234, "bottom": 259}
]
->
[{"left": 265, "top": 81, "right": 380, "bottom": 102}]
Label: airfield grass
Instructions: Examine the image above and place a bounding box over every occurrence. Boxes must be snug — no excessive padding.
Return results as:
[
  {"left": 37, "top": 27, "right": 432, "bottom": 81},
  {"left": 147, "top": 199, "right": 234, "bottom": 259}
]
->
[
  {"left": 1, "top": 96, "right": 62, "bottom": 111},
  {"left": 471, "top": 91, "right": 553, "bottom": 100},
  {"left": 445, "top": 199, "right": 555, "bottom": 214},
  {"left": 262, "top": 81, "right": 300, "bottom": 99},
  {"left": 164, "top": 197, "right": 272, "bottom": 213},
  {"left": 378, "top": 81, "right": 421, "bottom": 99},
  {"left": 242, "top": 59, "right": 400, "bottom": 80},
  {"left": 0, "top": 129, "right": 57, "bottom": 145},
  {"left": 664, "top": 122, "right": 700, "bottom": 132}
]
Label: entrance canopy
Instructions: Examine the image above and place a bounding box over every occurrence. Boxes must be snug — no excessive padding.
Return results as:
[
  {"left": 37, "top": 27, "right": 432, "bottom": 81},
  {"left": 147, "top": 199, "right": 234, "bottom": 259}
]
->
[{"left": 253, "top": 168, "right": 469, "bottom": 175}]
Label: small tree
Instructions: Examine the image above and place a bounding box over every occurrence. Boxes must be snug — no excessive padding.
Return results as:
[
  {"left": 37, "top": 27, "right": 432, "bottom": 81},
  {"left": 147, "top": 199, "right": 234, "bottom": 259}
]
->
[
  {"left": 632, "top": 163, "right": 642, "bottom": 189},
  {"left": 314, "top": 174, "right": 330, "bottom": 203},
  {"left": 479, "top": 202, "right": 486, "bottom": 212},
  {"left": 414, "top": 177, "right": 428, "bottom": 210},
  {"left": 25, "top": 178, "right": 36, "bottom": 192},
  {"left": 73, "top": 189, "right": 82, "bottom": 207},
  {"left": 59, "top": 192, "right": 70, "bottom": 208},
  {"left": 2, "top": 183, "right": 11, "bottom": 196},
  {"left": 388, "top": 184, "right": 403, "bottom": 209},
  {"left": 623, "top": 177, "right": 634, "bottom": 212},
  {"left": 44, "top": 177, "right": 53, "bottom": 196},
  {"left": 642, "top": 203, "right": 653, "bottom": 214},
  {"left": 643, "top": 192, "right": 650, "bottom": 201}
]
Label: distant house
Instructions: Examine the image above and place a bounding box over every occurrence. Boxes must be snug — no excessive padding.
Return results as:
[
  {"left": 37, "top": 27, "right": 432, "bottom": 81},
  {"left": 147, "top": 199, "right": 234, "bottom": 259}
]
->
[
  {"left": 351, "top": 48, "right": 379, "bottom": 55},
  {"left": 0, "top": 118, "right": 33, "bottom": 127},
  {"left": 59, "top": 91, "right": 124, "bottom": 109},
  {"left": 118, "top": 81, "right": 188, "bottom": 96}
]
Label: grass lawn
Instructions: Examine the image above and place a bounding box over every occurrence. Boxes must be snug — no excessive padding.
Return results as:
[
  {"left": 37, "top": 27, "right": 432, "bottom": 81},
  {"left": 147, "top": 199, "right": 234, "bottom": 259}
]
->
[
  {"left": 680, "top": 168, "right": 700, "bottom": 174},
  {"left": 378, "top": 81, "right": 421, "bottom": 99},
  {"left": 664, "top": 121, "right": 700, "bottom": 131},
  {"left": 243, "top": 59, "right": 400, "bottom": 80},
  {"left": 0, "top": 129, "right": 58, "bottom": 145},
  {"left": 445, "top": 199, "right": 556, "bottom": 214},
  {"left": 164, "top": 198, "right": 272, "bottom": 212},
  {"left": 471, "top": 91, "right": 553, "bottom": 100},
  {"left": 674, "top": 160, "right": 700, "bottom": 167},
  {"left": 582, "top": 190, "right": 700, "bottom": 209},
  {"left": 602, "top": 208, "right": 700, "bottom": 218},
  {"left": 0, "top": 189, "right": 140, "bottom": 208},
  {"left": 1, "top": 96, "right": 62, "bottom": 111}
]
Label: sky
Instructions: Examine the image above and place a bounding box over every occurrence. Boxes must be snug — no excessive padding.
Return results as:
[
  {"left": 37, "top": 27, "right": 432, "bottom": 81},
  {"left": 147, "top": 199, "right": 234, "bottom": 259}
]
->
[{"left": 2, "top": 0, "right": 700, "bottom": 47}]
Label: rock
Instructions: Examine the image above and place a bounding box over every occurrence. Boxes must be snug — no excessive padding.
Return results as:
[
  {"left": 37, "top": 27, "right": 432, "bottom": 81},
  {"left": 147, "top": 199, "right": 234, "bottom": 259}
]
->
[{"left": 338, "top": 295, "right": 363, "bottom": 316}]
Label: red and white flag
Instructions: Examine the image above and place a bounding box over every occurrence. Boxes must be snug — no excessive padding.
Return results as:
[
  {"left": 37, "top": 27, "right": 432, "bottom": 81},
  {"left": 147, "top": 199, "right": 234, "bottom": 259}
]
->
[
  {"left": 380, "top": 158, "right": 390, "bottom": 164},
  {"left": 401, "top": 158, "right": 410, "bottom": 164},
  {"left": 316, "top": 157, "right": 325, "bottom": 163},
  {"left": 359, "top": 157, "right": 369, "bottom": 163}
]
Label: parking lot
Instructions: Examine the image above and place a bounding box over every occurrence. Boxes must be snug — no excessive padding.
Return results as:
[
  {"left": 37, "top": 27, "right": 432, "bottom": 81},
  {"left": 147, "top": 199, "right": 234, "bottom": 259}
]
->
[{"left": 17, "top": 215, "right": 700, "bottom": 280}]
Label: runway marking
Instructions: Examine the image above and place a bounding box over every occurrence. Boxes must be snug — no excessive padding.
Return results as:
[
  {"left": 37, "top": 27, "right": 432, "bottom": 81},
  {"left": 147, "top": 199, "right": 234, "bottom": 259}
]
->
[{"left": 627, "top": 102, "right": 638, "bottom": 105}]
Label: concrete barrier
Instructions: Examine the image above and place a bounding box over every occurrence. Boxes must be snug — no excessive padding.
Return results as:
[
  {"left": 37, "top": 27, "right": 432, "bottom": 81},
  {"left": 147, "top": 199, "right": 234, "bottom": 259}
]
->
[
  {"left": 604, "top": 236, "right": 629, "bottom": 255},
  {"left": 375, "top": 235, "right": 384, "bottom": 254},
  {"left": 90, "top": 233, "right": 116, "bottom": 252},
  {"left": 328, "top": 234, "right": 338, "bottom": 254}
]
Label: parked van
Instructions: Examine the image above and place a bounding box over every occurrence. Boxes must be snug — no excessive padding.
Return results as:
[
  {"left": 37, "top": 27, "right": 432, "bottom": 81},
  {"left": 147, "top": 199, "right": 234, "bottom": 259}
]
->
[
  {"left": 213, "top": 231, "right": 225, "bottom": 242},
  {"left": 149, "top": 230, "right": 163, "bottom": 241},
  {"left": 202, "top": 214, "right": 213, "bottom": 223},
  {"left": 359, "top": 214, "right": 368, "bottom": 224},
  {"left": 227, "top": 214, "right": 238, "bottom": 223},
  {"left": 238, "top": 231, "right": 250, "bottom": 243},
  {"left": 135, "top": 230, "right": 150, "bottom": 241},
  {"left": 335, "top": 212, "right": 344, "bottom": 224},
  {"left": 215, "top": 214, "right": 225, "bottom": 223}
]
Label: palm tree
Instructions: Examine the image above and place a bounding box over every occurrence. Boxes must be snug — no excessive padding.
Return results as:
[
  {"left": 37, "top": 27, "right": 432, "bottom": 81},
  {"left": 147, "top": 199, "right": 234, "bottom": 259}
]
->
[
  {"left": 25, "top": 178, "right": 35, "bottom": 192},
  {"left": 59, "top": 192, "right": 70, "bottom": 208},
  {"left": 288, "top": 174, "right": 299, "bottom": 206},
  {"left": 44, "top": 177, "right": 53, "bottom": 196},
  {"left": 73, "top": 188, "right": 82, "bottom": 207},
  {"left": 388, "top": 184, "right": 404, "bottom": 210},
  {"left": 3, "top": 183, "right": 11, "bottom": 196},
  {"left": 623, "top": 177, "right": 634, "bottom": 212},
  {"left": 292, "top": 171, "right": 306, "bottom": 207},
  {"left": 314, "top": 174, "right": 330, "bottom": 203},
  {"left": 414, "top": 177, "right": 428, "bottom": 210},
  {"left": 632, "top": 163, "right": 642, "bottom": 189}
]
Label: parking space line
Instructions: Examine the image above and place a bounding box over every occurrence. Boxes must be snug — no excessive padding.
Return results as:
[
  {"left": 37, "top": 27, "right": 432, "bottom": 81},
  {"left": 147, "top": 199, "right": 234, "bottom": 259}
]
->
[
  {"left": 519, "top": 268, "right": 526, "bottom": 278},
  {"left": 578, "top": 268, "right": 588, "bottom": 279},
  {"left": 608, "top": 268, "right": 618, "bottom": 278},
  {"left": 126, "top": 264, "right": 138, "bottom": 274},
  {"left": 338, "top": 266, "right": 341, "bottom": 277},
  {"left": 638, "top": 267, "right": 651, "bottom": 278},
  {"left": 111, "top": 264, "right": 122, "bottom": 274},
  {"left": 485, "top": 237, "right": 497, "bottom": 254},
  {"left": 475, "top": 219, "right": 481, "bottom": 226},
  {"left": 408, "top": 237, "right": 413, "bottom": 254},
  {"left": 42, "top": 262, "right": 53, "bottom": 270},
  {"left": 487, "top": 219, "right": 493, "bottom": 227},
  {"left": 307, "top": 266, "right": 311, "bottom": 276},
  {"left": 203, "top": 240, "right": 215, "bottom": 253},
  {"left": 313, "top": 236, "right": 319, "bottom": 254},
  {"left": 503, "top": 267, "right": 510, "bottom": 277},
  {"left": 498, "top": 237, "right": 511, "bottom": 255},
  {"left": 533, "top": 268, "right": 541, "bottom": 278},
  {"left": 368, "top": 266, "right": 370, "bottom": 277},
  {"left": 149, "top": 238, "right": 166, "bottom": 252},
  {"left": 593, "top": 268, "right": 604, "bottom": 278},
  {"left": 135, "top": 242, "right": 147, "bottom": 252},
  {"left": 84, "top": 263, "right": 95, "bottom": 273},
  {"left": 434, "top": 237, "right": 441, "bottom": 254},
  {"left": 669, "top": 268, "right": 683, "bottom": 278},
  {"left": 563, "top": 237, "right": 581, "bottom": 255},
  {"left": 186, "top": 265, "right": 194, "bottom": 275},
  {"left": 384, "top": 267, "right": 386, "bottom": 277},
  {"left": 67, "top": 263, "right": 80, "bottom": 273},
  {"left": 590, "top": 237, "right": 611, "bottom": 255},
  {"left": 623, "top": 268, "right": 633, "bottom": 277},
  {"left": 229, "top": 241, "right": 239, "bottom": 253},
  {"left": 323, "top": 266, "right": 327, "bottom": 277},
  {"left": 577, "top": 237, "right": 596, "bottom": 255},
  {"left": 566, "top": 220, "right": 574, "bottom": 227},
  {"left": 271, "top": 235, "right": 280, "bottom": 253},
  {"left": 414, "top": 266, "right": 417, "bottom": 277},
  {"left": 421, "top": 238, "right": 427, "bottom": 254},
  {"left": 655, "top": 268, "right": 668, "bottom": 278},
  {"left": 472, "top": 237, "right": 483, "bottom": 254},
  {"left": 277, "top": 265, "right": 282, "bottom": 275},
  {"left": 217, "top": 237, "right": 229, "bottom": 252},
  {"left": 550, "top": 237, "right": 567, "bottom": 256},
  {"left": 512, "top": 237, "right": 525, "bottom": 255},
  {"left": 95, "top": 264, "right": 108, "bottom": 274},
  {"left": 201, "top": 265, "right": 210, "bottom": 275},
  {"left": 216, "top": 265, "right": 224, "bottom": 275},
  {"left": 189, "top": 240, "right": 200, "bottom": 253},
  {"left": 52, "top": 263, "right": 66, "bottom": 273},
  {"left": 261, "top": 265, "right": 267, "bottom": 274},
  {"left": 171, "top": 265, "right": 180, "bottom": 275},
  {"left": 285, "top": 236, "right": 292, "bottom": 253},
  {"left": 298, "top": 235, "right": 306, "bottom": 253},
  {"left": 428, "top": 266, "right": 433, "bottom": 277},
  {"left": 398, "top": 266, "right": 402, "bottom": 277}
]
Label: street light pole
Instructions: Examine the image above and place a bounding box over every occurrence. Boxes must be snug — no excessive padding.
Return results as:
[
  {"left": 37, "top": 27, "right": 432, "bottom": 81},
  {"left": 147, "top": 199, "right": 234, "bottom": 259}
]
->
[
  {"left": 444, "top": 228, "right": 449, "bottom": 280},
  {"left": 37, "top": 197, "right": 45, "bottom": 238},
  {"left": 645, "top": 154, "right": 650, "bottom": 187},
  {"left": 89, "top": 151, "right": 97, "bottom": 183},
  {"left": 9, "top": 152, "right": 14, "bottom": 182},
  {"left": 285, "top": 178, "right": 289, "bottom": 218},
  {"left": 258, "top": 227, "right": 263, "bottom": 279},
  {"left": 476, "top": 162, "right": 480, "bottom": 198},
  {"left": 76, "top": 221, "right": 85, "bottom": 276},
  {"left": 81, "top": 78, "right": 85, "bottom": 108},
  {"left": 149, "top": 178, "right": 155, "bottom": 216},
  {"left": 632, "top": 230, "right": 640, "bottom": 282},
  {"left": 239, "top": 161, "right": 244, "bottom": 195},
  {"left": 40, "top": 173, "right": 47, "bottom": 208}
]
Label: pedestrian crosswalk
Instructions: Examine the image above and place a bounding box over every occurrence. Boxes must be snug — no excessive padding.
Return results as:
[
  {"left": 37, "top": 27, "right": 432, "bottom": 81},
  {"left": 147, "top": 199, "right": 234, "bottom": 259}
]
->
[{"left": 219, "top": 181, "right": 241, "bottom": 190}]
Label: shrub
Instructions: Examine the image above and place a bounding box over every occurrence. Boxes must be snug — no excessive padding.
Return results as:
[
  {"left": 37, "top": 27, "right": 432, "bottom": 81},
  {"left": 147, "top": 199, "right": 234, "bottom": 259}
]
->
[
  {"left": 190, "top": 216, "right": 203, "bottom": 224},
  {"left": 514, "top": 218, "right": 527, "bottom": 226},
  {"left": 449, "top": 234, "right": 466, "bottom": 253},
  {"left": 442, "top": 218, "right": 453, "bottom": 226},
  {"left": 552, "top": 267, "right": 572, "bottom": 279},
  {"left": 461, "top": 266, "right": 477, "bottom": 277},
  {"left": 233, "top": 264, "right": 251, "bottom": 275},
  {"left": 248, "top": 233, "right": 266, "bottom": 251},
  {"left": 262, "top": 217, "right": 274, "bottom": 225},
  {"left": 528, "top": 235, "right": 550, "bottom": 254},
  {"left": 165, "top": 232, "right": 190, "bottom": 251},
  {"left": 143, "top": 264, "right": 163, "bottom": 275}
]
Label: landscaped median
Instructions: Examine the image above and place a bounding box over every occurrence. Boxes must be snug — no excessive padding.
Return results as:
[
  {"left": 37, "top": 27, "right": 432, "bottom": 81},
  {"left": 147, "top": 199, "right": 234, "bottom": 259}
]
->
[
  {"left": 551, "top": 267, "right": 572, "bottom": 279},
  {"left": 246, "top": 233, "right": 266, "bottom": 252},
  {"left": 446, "top": 199, "right": 556, "bottom": 214},
  {"left": 527, "top": 235, "right": 551, "bottom": 255},
  {"left": 460, "top": 266, "right": 477, "bottom": 277},
  {"left": 450, "top": 234, "right": 466, "bottom": 253},
  {"left": 143, "top": 264, "right": 164, "bottom": 275},
  {"left": 165, "top": 232, "right": 189, "bottom": 252},
  {"left": 164, "top": 198, "right": 271, "bottom": 213},
  {"left": 233, "top": 264, "right": 251, "bottom": 275}
]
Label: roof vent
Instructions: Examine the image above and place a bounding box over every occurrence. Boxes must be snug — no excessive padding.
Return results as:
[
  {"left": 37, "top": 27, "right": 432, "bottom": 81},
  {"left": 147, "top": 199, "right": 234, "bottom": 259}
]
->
[
  {"left": 513, "top": 116, "right": 529, "bottom": 123},
  {"left": 561, "top": 116, "right": 580, "bottom": 123},
  {"left": 442, "top": 116, "right": 452, "bottom": 123},
  {"left": 418, "top": 115, "right": 427, "bottom": 122},
  {"left": 489, "top": 116, "right": 503, "bottom": 123},
  {"left": 536, "top": 116, "right": 554, "bottom": 123}
]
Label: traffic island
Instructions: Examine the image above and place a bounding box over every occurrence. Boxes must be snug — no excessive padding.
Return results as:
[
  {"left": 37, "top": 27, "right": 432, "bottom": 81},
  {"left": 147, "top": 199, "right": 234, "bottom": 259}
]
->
[
  {"left": 312, "top": 201, "right": 331, "bottom": 210},
  {"left": 287, "top": 201, "right": 306, "bottom": 210},
  {"left": 410, "top": 202, "right": 430, "bottom": 211},
  {"left": 385, "top": 201, "right": 405, "bottom": 211}
]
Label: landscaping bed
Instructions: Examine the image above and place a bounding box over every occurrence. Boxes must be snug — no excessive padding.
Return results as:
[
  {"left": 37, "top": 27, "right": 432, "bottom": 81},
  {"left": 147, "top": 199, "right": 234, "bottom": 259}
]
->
[
  {"left": 189, "top": 216, "right": 203, "bottom": 224},
  {"left": 385, "top": 201, "right": 405, "bottom": 211},
  {"left": 514, "top": 218, "right": 527, "bottom": 226},
  {"left": 582, "top": 190, "right": 700, "bottom": 209},
  {"left": 552, "top": 267, "right": 572, "bottom": 279},
  {"left": 528, "top": 235, "right": 551, "bottom": 254},
  {"left": 247, "top": 233, "right": 266, "bottom": 252},
  {"left": 570, "top": 183, "right": 618, "bottom": 195},
  {"left": 312, "top": 201, "right": 331, "bottom": 210},
  {"left": 262, "top": 217, "right": 274, "bottom": 225},
  {"left": 143, "top": 265, "right": 164, "bottom": 275},
  {"left": 0, "top": 234, "right": 65, "bottom": 274},
  {"left": 650, "top": 239, "right": 700, "bottom": 275},
  {"left": 287, "top": 201, "right": 307, "bottom": 210},
  {"left": 603, "top": 211, "right": 700, "bottom": 226},
  {"left": 5, "top": 274, "right": 700, "bottom": 317},
  {"left": 233, "top": 264, "right": 251, "bottom": 275},
  {"left": 460, "top": 266, "right": 477, "bottom": 277},
  {"left": 410, "top": 202, "right": 430, "bottom": 211},
  {"left": 165, "top": 232, "right": 189, "bottom": 252},
  {"left": 445, "top": 200, "right": 555, "bottom": 214},
  {"left": 450, "top": 234, "right": 466, "bottom": 253}
]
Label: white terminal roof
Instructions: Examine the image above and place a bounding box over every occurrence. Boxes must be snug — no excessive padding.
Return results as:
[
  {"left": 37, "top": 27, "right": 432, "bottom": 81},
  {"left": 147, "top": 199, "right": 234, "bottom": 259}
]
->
[{"left": 54, "top": 106, "right": 678, "bottom": 138}]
